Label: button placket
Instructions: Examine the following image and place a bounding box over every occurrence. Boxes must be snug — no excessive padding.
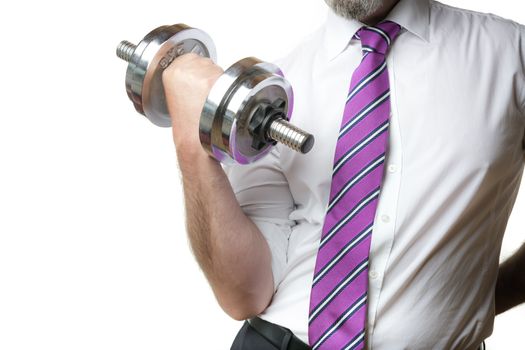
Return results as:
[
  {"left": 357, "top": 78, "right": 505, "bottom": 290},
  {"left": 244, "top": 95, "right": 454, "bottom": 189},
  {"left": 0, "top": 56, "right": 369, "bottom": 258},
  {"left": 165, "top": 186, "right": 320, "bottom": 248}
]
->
[{"left": 367, "top": 54, "right": 402, "bottom": 344}]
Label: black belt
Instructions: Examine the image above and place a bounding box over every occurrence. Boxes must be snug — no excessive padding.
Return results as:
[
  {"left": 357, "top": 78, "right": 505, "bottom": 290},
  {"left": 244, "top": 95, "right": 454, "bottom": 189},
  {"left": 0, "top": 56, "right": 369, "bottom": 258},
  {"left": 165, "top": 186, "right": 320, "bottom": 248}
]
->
[{"left": 247, "top": 317, "right": 311, "bottom": 350}]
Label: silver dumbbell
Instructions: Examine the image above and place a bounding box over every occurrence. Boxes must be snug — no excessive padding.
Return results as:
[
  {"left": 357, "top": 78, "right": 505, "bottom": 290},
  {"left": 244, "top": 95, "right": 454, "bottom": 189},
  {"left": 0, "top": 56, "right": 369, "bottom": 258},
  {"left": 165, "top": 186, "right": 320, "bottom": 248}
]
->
[{"left": 116, "top": 24, "right": 315, "bottom": 164}]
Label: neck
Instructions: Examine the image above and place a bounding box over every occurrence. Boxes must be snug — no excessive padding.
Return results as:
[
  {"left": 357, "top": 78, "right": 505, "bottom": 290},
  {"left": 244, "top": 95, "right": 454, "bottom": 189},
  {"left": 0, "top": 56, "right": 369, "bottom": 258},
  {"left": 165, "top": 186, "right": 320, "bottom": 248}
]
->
[{"left": 361, "top": 0, "right": 400, "bottom": 25}]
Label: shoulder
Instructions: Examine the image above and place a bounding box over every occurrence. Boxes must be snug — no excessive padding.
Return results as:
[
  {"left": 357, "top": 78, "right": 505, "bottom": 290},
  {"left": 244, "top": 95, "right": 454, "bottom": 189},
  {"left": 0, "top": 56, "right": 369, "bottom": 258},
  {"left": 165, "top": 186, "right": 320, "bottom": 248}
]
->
[
  {"left": 428, "top": 1, "right": 525, "bottom": 113},
  {"left": 272, "top": 26, "right": 325, "bottom": 78},
  {"left": 430, "top": 0, "right": 523, "bottom": 39}
]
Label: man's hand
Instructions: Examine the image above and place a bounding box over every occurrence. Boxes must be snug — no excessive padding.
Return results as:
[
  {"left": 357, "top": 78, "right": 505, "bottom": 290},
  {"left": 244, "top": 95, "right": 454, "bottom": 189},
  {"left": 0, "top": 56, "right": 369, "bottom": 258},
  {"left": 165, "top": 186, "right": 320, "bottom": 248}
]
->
[{"left": 162, "top": 53, "right": 223, "bottom": 155}]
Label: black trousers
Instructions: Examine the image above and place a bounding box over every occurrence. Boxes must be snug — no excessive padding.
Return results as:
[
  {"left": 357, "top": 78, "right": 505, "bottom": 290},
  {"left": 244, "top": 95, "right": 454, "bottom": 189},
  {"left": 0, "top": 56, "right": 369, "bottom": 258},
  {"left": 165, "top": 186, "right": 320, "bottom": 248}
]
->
[
  {"left": 230, "top": 319, "right": 310, "bottom": 350},
  {"left": 230, "top": 321, "right": 280, "bottom": 350}
]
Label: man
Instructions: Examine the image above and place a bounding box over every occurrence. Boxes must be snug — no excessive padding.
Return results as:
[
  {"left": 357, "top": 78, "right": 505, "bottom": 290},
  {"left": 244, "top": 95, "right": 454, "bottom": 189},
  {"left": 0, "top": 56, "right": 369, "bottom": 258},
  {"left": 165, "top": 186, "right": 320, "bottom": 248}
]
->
[{"left": 162, "top": 0, "right": 525, "bottom": 348}]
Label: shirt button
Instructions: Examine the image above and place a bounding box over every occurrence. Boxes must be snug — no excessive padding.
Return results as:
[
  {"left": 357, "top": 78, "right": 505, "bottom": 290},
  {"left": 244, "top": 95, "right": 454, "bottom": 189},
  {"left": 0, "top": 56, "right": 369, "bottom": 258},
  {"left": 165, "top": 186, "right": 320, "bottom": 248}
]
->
[
  {"left": 388, "top": 164, "right": 397, "bottom": 173},
  {"left": 369, "top": 270, "right": 379, "bottom": 279},
  {"left": 381, "top": 214, "right": 390, "bottom": 223}
]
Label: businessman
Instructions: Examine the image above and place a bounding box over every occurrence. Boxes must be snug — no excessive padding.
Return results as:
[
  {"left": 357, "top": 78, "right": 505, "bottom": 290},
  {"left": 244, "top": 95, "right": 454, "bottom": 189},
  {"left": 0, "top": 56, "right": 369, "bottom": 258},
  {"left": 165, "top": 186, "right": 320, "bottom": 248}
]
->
[{"left": 162, "top": 0, "right": 525, "bottom": 348}]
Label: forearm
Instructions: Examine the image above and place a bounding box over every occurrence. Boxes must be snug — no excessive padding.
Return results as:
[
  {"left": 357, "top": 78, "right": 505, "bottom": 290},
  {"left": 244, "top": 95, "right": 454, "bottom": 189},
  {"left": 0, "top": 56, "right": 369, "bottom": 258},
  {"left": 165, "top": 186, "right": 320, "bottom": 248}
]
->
[
  {"left": 176, "top": 143, "right": 274, "bottom": 320},
  {"left": 161, "top": 54, "right": 274, "bottom": 320},
  {"left": 495, "top": 243, "right": 525, "bottom": 315}
]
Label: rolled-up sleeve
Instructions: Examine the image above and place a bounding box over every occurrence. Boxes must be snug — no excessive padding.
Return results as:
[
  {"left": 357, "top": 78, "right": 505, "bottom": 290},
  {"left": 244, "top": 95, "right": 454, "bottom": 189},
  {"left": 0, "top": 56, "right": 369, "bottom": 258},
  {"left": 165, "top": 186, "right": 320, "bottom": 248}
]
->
[{"left": 223, "top": 146, "right": 295, "bottom": 292}]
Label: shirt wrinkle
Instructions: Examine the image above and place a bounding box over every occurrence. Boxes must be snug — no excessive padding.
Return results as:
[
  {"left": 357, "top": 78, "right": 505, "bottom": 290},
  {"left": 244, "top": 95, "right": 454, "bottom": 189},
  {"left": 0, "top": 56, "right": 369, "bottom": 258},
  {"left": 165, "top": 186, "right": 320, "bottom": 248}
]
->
[{"left": 225, "top": 1, "right": 525, "bottom": 348}]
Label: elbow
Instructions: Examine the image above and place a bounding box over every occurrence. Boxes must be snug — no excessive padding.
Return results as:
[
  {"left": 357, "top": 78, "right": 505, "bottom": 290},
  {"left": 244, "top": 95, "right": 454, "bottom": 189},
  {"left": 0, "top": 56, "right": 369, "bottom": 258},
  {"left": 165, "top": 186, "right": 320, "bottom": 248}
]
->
[
  {"left": 224, "top": 303, "right": 266, "bottom": 321},
  {"left": 228, "top": 309, "right": 255, "bottom": 322},
  {"left": 218, "top": 291, "right": 272, "bottom": 321},
  {"left": 210, "top": 257, "right": 275, "bottom": 321}
]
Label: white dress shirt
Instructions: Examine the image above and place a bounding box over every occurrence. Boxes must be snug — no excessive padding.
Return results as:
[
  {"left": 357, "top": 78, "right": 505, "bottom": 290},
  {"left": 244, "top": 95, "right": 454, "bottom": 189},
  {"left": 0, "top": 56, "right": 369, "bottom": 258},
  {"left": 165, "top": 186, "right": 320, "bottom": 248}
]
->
[{"left": 223, "top": 0, "right": 525, "bottom": 348}]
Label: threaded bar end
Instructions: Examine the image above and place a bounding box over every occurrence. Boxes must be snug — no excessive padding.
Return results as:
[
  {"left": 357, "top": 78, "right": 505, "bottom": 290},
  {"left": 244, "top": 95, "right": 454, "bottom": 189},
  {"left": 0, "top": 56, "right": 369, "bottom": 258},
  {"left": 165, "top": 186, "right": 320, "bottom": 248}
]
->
[
  {"left": 268, "top": 119, "right": 315, "bottom": 154},
  {"left": 116, "top": 40, "right": 137, "bottom": 62}
]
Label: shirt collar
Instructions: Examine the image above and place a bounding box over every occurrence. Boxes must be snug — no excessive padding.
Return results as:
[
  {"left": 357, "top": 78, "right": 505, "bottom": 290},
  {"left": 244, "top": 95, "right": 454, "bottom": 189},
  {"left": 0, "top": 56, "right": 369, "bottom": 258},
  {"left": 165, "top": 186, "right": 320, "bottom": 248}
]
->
[{"left": 322, "top": 0, "right": 430, "bottom": 60}]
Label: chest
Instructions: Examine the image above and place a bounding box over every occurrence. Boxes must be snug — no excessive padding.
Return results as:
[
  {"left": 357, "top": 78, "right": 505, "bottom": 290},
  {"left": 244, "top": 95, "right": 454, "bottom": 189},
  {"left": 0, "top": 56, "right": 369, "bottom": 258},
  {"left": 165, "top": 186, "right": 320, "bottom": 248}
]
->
[{"left": 279, "top": 39, "right": 525, "bottom": 215}]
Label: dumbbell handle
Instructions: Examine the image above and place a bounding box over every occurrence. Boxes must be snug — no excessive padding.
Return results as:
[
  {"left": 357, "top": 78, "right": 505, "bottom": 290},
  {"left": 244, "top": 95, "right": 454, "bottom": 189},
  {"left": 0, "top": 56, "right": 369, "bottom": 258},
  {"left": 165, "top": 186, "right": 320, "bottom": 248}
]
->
[
  {"left": 268, "top": 119, "right": 314, "bottom": 154},
  {"left": 116, "top": 40, "right": 315, "bottom": 155}
]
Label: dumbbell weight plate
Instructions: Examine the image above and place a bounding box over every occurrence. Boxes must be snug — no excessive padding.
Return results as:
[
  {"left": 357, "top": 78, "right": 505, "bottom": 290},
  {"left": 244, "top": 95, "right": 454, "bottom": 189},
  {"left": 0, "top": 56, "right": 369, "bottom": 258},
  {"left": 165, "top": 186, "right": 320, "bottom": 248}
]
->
[
  {"left": 124, "top": 24, "right": 217, "bottom": 127},
  {"left": 200, "top": 57, "right": 294, "bottom": 164}
]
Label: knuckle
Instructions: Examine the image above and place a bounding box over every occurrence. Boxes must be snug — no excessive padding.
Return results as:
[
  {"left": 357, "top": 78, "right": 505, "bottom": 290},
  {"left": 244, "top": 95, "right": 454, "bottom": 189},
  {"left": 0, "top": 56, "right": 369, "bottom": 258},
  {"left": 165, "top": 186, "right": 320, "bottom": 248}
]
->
[{"left": 161, "top": 53, "right": 223, "bottom": 91}]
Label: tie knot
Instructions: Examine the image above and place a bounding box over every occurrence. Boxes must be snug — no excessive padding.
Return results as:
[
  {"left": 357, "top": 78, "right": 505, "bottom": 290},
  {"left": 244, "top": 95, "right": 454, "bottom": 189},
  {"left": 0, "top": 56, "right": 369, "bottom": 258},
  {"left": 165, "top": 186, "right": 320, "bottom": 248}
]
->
[{"left": 355, "top": 21, "right": 401, "bottom": 55}]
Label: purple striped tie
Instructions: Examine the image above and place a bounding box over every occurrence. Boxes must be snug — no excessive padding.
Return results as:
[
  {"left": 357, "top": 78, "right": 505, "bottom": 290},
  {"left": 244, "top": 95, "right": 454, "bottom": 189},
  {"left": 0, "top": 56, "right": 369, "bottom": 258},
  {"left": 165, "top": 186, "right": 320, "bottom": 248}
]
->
[{"left": 308, "top": 21, "right": 401, "bottom": 350}]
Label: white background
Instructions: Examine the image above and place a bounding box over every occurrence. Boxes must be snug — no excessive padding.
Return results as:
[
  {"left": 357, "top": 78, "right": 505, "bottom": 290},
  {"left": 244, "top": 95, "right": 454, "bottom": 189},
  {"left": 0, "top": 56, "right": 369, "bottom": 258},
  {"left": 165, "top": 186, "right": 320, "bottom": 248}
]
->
[{"left": 0, "top": 0, "right": 523, "bottom": 349}]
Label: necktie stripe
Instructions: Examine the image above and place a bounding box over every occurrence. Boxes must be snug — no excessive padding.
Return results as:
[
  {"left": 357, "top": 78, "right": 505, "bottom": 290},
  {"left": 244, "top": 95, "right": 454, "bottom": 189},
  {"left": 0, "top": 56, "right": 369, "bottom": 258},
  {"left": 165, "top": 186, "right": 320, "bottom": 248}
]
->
[
  {"left": 342, "top": 331, "right": 366, "bottom": 350},
  {"left": 320, "top": 187, "right": 380, "bottom": 248},
  {"left": 348, "top": 51, "right": 384, "bottom": 91},
  {"left": 311, "top": 231, "right": 371, "bottom": 311},
  {"left": 330, "top": 133, "right": 387, "bottom": 197},
  {"left": 312, "top": 224, "right": 372, "bottom": 286},
  {"left": 310, "top": 273, "right": 369, "bottom": 349},
  {"left": 318, "top": 202, "right": 378, "bottom": 270},
  {"left": 316, "top": 303, "right": 367, "bottom": 350},
  {"left": 328, "top": 154, "right": 385, "bottom": 211},
  {"left": 363, "top": 26, "right": 391, "bottom": 45},
  {"left": 347, "top": 61, "right": 387, "bottom": 103},
  {"left": 378, "top": 21, "right": 402, "bottom": 37},
  {"left": 309, "top": 20, "right": 401, "bottom": 349},
  {"left": 311, "top": 294, "right": 368, "bottom": 350},
  {"left": 339, "top": 89, "right": 390, "bottom": 141},
  {"left": 309, "top": 259, "right": 368, "bottom": 323},
  {"left": 334, "top": 120, "right": 389, "bottom": 176}
]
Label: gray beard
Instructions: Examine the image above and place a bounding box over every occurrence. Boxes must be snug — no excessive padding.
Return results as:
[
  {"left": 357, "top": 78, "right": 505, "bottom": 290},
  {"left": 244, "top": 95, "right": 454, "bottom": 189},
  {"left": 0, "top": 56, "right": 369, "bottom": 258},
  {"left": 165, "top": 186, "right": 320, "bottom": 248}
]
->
[{"left": 324, "top": 0, "right": 384, "bottom": 22}]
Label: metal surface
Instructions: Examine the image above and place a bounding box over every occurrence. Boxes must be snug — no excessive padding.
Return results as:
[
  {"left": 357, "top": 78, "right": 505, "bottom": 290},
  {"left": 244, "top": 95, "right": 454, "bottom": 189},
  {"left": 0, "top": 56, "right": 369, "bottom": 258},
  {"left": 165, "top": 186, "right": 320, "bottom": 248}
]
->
[
  {"left": 117, "top": 25, "right": 314, "bottom": 165},
  {"left": 117, "top": 24, "right": 216, "bottom": 127},
  {"left": 116, "top": 41, "right": 136, "bottom": 62},
  {"left": 200, "top": 57, "right": 314, "bottom": 164},
  {"left": 268, "top": 119, "right": 314, "bottom": 154}
]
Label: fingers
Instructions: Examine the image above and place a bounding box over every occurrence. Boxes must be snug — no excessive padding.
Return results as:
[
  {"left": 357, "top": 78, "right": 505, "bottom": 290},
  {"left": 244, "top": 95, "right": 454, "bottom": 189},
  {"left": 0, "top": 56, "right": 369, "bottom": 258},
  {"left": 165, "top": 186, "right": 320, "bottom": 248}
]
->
[
  {"left": 162, "top": 53, "right": 221, "bottom": 89},
  {"left": 161, "top": 54, "right": 224, "bottom": 150}
]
